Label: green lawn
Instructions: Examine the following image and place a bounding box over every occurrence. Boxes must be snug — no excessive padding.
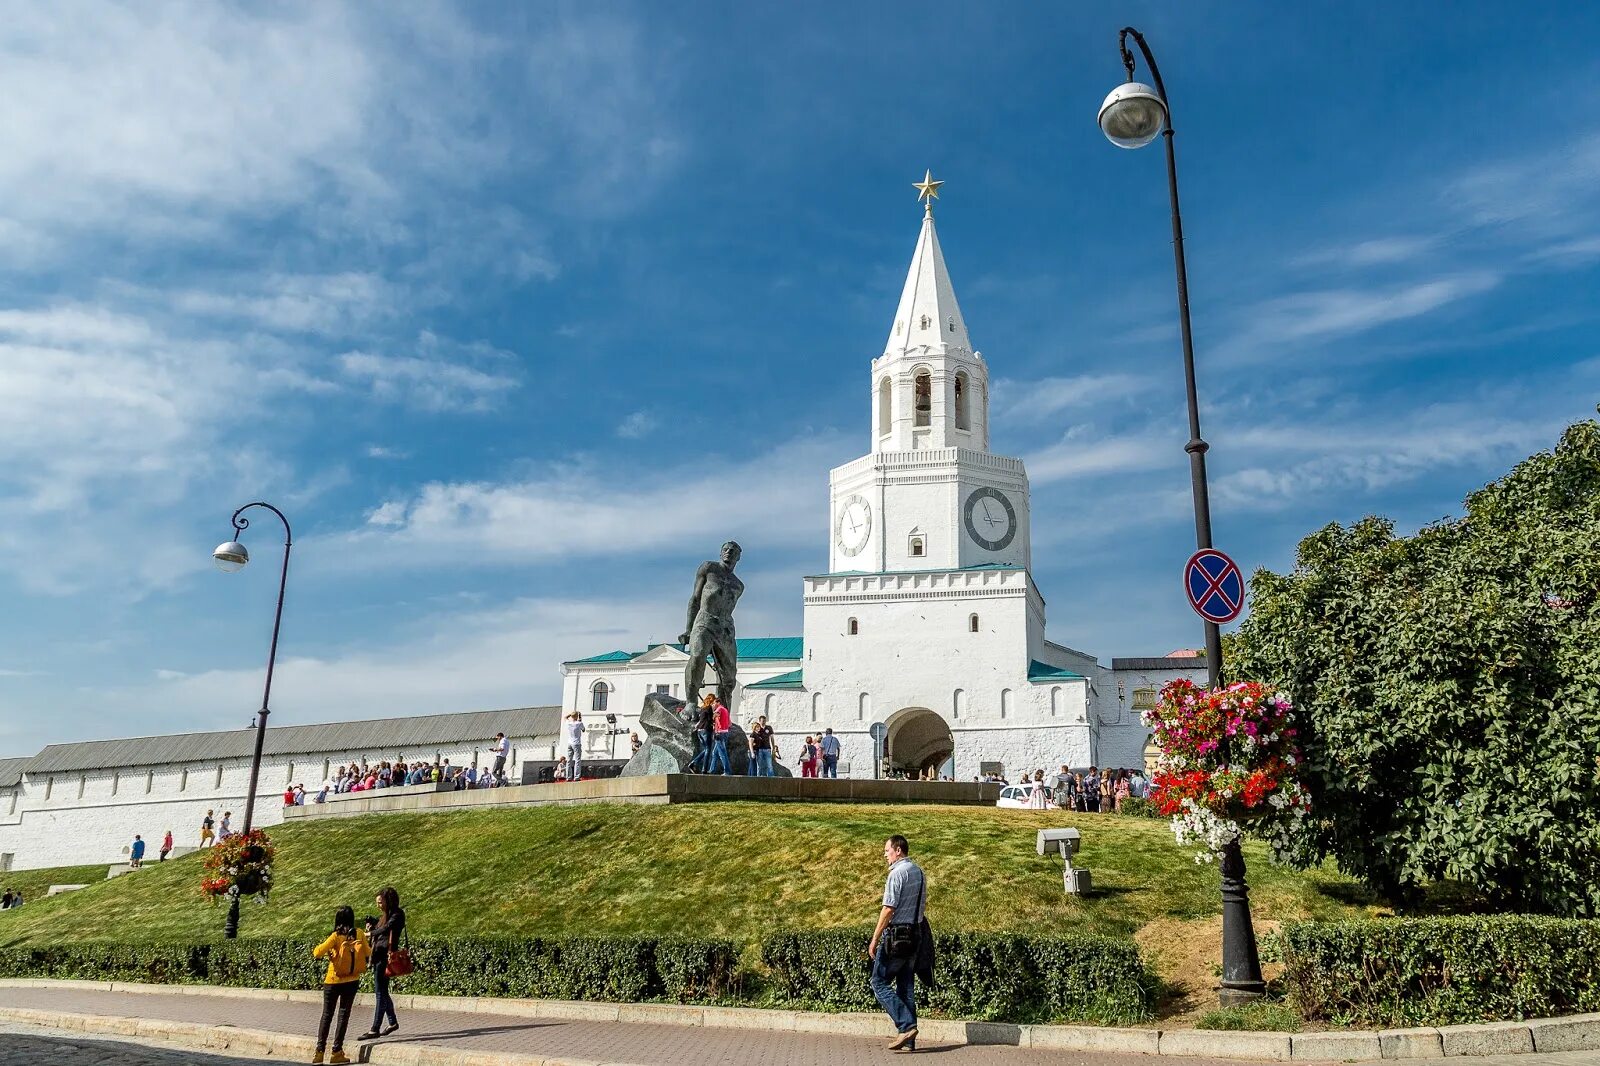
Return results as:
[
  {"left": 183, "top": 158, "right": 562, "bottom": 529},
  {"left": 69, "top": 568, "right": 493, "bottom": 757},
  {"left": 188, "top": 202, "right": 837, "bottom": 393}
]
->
[
  {"left": 0, "top": 802, "right": 1381, "bottom": 1001},
  {"left": 0, "top": 863, "right": 111, "bottom": 908}
]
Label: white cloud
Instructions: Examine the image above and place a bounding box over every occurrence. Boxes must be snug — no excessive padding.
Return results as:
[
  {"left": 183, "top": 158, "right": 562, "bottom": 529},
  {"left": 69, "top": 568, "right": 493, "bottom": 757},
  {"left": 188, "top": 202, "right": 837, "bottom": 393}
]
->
[
  {"left": 330, "top": 434, "right": 853, "bottom": 569},
  {"left": 615, "top": 410, "right": 659, "bottom": 439},
  {"left": 338, "top": 351, "right": 518, "bottom": 413},
  {"left": 0, "top": 3, "right": 377, "bottom": 254},
  {"left": 164, "top": 272, "right": 399, "bottom": 335},
  {"left": 1210, "top": 407, "right": 1565, "bottom": 511},
  {"left": 1026, "top": 428, "right": 1175, "bottom": 485},
  {"left": 1220, "top": 273, "right": 1501, "bottom": 363},
  {"left": 100, "top": 596, "right": 674, "bottom": 731},
  {"left": 992, "top": 373, "right": 1151, "bottom": 424},
  {"left": 1295, "top": 236, "right": 1438, "bottom": 269},
  {"left": 1444, "top": 132, "right": 1600, "bottom": 233},
  {"left": 365, "top": 445, "right": 410, "bottom": 461}
]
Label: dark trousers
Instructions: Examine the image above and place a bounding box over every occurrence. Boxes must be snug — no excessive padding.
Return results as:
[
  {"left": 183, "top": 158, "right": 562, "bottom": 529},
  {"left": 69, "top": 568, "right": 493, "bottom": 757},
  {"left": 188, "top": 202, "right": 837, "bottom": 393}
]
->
[
  {"left": 870, "top": 950, "right": 917, "bottom": 1033},
  {"left": 316, "top": 980, "right": 358, "bottom": 1052},
  {"left": 372, "top": 966, "right": 397, "bottom": 1031},
  {"left": 493, "top": 755, "right": 507, "bottom": 784}
]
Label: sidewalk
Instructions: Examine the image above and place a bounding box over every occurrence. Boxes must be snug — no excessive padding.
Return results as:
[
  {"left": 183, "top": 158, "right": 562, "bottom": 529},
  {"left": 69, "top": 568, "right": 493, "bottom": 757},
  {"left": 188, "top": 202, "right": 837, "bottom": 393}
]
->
[{"left": 0, "top": 984, "right": 1295, "bottom": 1066}]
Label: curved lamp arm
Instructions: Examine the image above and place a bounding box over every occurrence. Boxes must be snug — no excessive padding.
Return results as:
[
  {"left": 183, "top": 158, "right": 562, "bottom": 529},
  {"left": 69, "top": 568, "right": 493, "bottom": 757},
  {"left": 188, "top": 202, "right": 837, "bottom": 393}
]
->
[{"left": 231, "top": 501, "right": 293, "bottom": 547}]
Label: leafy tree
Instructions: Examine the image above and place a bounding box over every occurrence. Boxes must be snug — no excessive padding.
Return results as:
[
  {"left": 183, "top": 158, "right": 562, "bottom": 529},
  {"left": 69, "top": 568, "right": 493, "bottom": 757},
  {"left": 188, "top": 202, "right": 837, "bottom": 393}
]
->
[{"left": 1228, "top": 421, "right": 1600, "bottom": 916}]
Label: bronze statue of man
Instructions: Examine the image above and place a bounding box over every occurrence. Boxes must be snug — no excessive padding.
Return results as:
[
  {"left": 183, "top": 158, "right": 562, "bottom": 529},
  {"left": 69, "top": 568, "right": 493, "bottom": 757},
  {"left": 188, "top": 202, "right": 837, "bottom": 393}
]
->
[{"left": 680, "top": 541, "right": 744, "bottom": 707}]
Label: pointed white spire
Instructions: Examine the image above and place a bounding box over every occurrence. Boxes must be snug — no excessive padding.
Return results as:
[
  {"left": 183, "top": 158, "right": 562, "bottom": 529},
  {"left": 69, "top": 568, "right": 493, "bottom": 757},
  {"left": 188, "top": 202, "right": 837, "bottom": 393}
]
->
[{"left": 885, "top": 175, "right": 971, "bottom": 359}]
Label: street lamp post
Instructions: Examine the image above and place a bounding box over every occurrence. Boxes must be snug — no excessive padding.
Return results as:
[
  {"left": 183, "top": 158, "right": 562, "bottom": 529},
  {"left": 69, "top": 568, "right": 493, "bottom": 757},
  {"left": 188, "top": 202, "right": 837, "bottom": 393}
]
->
[
  {"left": 212, "top": 501, "right": 293, "bottom": 941},
  {"left": 1097, "top": 26, "right": 1266, "bottom": 1006}
]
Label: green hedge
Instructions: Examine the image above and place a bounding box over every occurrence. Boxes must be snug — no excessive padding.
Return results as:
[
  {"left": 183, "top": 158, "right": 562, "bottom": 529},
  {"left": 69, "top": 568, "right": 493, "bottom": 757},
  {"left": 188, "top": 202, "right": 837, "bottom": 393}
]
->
[
  {"left": 761, "top": 928, "right": 1155, "bottom": 1025},
  {"left": 0, "top": 935, "right": 739, "bottom": 1005},
  {"left": 1284, "top": 915, "right": 1600, "bottom": 1027}
]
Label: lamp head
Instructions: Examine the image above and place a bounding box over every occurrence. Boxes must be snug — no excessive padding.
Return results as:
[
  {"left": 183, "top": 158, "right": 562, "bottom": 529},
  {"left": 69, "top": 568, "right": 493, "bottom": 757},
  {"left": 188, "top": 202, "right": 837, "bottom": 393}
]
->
[
  {"left": 213, "top": 540, "right": 249, "bottom": 573},
  {"left": 1098, "top": 81, "right": 1167, "bottom": 149}
]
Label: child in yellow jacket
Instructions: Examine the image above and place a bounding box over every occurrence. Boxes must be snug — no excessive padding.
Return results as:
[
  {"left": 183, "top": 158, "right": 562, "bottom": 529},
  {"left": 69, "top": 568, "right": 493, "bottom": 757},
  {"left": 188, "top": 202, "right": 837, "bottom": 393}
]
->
[{"left": 310, "top": 905, "right": 370, "bottom": 1064}]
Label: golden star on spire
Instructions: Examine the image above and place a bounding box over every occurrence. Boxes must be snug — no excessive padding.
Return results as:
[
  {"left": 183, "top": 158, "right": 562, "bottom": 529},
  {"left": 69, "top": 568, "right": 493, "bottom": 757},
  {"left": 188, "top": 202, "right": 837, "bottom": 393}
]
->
[{"left": 913, "top": 169, "right": 944, "bottom": 213}]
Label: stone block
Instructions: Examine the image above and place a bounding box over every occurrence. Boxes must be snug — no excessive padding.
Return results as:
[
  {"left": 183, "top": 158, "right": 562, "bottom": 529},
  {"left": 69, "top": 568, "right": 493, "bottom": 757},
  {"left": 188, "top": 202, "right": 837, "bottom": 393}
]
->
[
  {"left": 1437, "top": 1021, "right": 1533, "bottom": 1057},
  {"left": 1528, "top": 1013, "right": 1600, "bottom": 1053},
  {"left": 791, "top": 1010, "right": 895, "bottom": 1037},
  {"left": 617, "top": 1003, "right": 701, "bottom": 1026},
  {"left": 794, "top": 778, "right": 855, "bottom": 801},
  {"left": 494, "top": 998, "right": 623, "bottom": 1022},
  {"left": 698, "top": 1006, "right": 799, "bottom": 1031},
  {"left": 1291, "top": 1031, "right": 1381, "bottom": 1060},
  {"left": 907, "top": 781, "right": 982, "bottom": 804},
  {"left": 681, "top": 773, "right": 755, "bottom": 798},
  {"left": 1159, "top": 1028, "right": 1293, "bottom": 1060},
  {"left": 937, "top": 1020, "right": 1025, "bottom": 1045},
  {"left": 850, "top": 779, "right": 911, "bottom": 803},
  {"left": 1028, "top": 1025, "right": 1161, "bottom": 1054},
  {"left": 263, "top": 1029, "right": 317, "bottom": 1057},
  {"left": 1378, "top": 1027, "right": 1442, "bottom": 1058}
]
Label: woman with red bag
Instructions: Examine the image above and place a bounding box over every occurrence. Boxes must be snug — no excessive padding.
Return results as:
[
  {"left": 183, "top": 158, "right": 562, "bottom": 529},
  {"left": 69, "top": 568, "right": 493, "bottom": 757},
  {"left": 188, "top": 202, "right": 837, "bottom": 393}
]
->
[{"left": 357, "top": 886, "right": 406, "bottom": 1042}]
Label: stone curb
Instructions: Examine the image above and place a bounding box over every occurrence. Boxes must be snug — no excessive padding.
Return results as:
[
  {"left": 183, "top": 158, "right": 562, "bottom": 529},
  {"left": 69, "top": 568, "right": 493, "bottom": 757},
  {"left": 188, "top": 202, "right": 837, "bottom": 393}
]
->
[{"left": 2, "top": 981, "right": 1598, "bottom": 1060}]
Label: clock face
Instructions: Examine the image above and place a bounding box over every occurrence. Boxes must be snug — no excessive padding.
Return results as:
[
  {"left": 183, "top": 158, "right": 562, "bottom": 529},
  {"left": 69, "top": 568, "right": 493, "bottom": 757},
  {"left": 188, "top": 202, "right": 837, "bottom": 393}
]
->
[
  {"left": 963, "top": 487, "right": 1017, "bottom": 552},
  {"left": 835, "top": 494, "right": 872, "bottom": 557}
]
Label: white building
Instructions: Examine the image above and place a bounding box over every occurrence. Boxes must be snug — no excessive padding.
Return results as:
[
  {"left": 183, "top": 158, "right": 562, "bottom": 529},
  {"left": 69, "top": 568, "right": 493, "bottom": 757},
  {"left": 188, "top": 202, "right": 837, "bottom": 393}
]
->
[
  {"left": 560, "top": 187, "right": 1205, "bottom": 778},
  {"left": 0, "top": 708, "right": 558, "bottom": 872}
]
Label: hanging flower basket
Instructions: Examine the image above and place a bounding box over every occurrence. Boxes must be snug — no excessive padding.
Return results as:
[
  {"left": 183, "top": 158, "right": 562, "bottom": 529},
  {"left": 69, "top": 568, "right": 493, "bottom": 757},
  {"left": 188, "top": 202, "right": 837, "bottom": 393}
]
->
[
  {"left": 200, "top": 829, "right": 276, "bottom": 904},
  {"left": 1143, "top": 678, "right": 1312, "bottom": 863}
]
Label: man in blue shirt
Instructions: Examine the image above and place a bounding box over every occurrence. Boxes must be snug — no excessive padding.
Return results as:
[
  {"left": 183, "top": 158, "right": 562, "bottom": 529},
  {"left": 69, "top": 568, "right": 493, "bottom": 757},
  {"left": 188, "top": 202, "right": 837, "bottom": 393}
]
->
[
  {"left": 868, "top": 834, "right": 926, "bottom": 1052},
  {"left": 819, "top": 728, "right": 841, "bottom": 778},
  {"left": 129, "top": 835, "right": 146, "bottom": 869}
]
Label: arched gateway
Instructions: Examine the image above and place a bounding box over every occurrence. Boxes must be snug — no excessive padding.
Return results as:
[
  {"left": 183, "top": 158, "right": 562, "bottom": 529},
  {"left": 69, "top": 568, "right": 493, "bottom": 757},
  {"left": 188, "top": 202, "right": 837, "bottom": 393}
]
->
[{"left": 884, "top": 707, "right": 954, "bottom": 777}]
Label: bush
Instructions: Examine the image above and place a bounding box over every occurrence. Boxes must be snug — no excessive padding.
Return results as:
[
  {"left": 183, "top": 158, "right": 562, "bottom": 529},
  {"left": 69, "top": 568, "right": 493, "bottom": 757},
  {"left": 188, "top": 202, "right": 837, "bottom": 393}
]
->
[
  {"left": 1283, "top": 915, "right": 1600, "bottom": 1027},
  {"left": 0, "top": 935, "right": 739, "bottom": 1005},
  {"left": 761, "top": 928, "right": 1154, "bottom": 1025},
  {"left": 1229, "top": 422, "right": 1600, "bottom": 916},
  {"left": 1116, "top": 797, "right": 1161, "bottom": 819}
]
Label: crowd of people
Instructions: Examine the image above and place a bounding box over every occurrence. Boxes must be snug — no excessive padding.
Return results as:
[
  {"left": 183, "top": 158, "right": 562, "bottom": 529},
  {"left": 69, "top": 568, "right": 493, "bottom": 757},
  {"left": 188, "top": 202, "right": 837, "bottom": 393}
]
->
[
  {"left": 679, "top": 694, "right": 845, "bottom": 778},
  {"left": 285, "top": 732, "right": 517, "bottom": 806},
  {"left": 982, "top": 764, "right": 1149, "bottom": 812}
]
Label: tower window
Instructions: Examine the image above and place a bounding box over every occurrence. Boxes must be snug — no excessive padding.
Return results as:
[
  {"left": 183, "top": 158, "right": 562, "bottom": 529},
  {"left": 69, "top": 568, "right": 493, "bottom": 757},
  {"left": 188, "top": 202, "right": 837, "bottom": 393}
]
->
[
  {"left": 954, "top": 372, "right": 970, "bottom": 430},
  {"left": 591, "top": 681, "right": 611, "bottom": 713},
  {"left": 914, "top": 372, "right": 931, "bottom": 427},
  {"left": 919, "top": 314, "right": 930, "bottom": 329},
  {"left": 909, "top": 535, "right": 926, "bottom": 558},
  {"left": 948, "top": 317, "right": 956, "bottom": 332},
  {"left": 847, "top": 617, "right": 859, "bottom": 636},
  {"left": 877, "top": 377, "right": 892, "bottom": 437},
  {"left": 969, "top": 613, "right": 979, "bottom": 633}
]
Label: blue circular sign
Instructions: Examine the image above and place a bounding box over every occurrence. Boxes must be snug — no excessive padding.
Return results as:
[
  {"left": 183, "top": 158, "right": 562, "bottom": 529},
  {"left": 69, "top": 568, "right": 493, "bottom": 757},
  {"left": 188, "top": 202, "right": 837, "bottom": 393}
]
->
[{"left": 1185, "top": 548, "right": 1244, "bottom": 624}]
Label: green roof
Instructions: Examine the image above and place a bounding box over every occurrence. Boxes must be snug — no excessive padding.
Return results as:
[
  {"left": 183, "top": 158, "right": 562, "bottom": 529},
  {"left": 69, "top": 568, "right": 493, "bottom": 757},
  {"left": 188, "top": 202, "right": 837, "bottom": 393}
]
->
[
  {"left": 746, "top": 668, "right": 804, "bottom": 690},
  {"left": 735, "top": 637, "right": 804, "bottom": 660},
  {"left": 1028, "top": 660, "right": 1087, "bottom": 682},
  {"left": 563, "top": 650, "right": 635, "bottom": 665},
  {"left": 566, "top": 637, "right": 803, "bottom": 667}
]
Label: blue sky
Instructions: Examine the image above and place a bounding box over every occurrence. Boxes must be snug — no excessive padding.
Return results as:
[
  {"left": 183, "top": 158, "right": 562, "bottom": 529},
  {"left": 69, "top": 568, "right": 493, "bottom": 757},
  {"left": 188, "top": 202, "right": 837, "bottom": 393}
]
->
[{"left": 2, "top": 1, "right": 1598, "bottom": 756}]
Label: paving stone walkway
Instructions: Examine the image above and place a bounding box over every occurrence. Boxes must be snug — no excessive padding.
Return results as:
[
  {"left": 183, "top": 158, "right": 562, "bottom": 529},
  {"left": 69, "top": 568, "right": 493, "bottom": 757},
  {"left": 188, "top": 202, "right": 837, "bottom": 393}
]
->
[
  {"left": 0, "top": 987, "right": 1247, "bottom": 1065},
  {"left": 1, "top": 988, "right": 1595, "bottom": 1066}
]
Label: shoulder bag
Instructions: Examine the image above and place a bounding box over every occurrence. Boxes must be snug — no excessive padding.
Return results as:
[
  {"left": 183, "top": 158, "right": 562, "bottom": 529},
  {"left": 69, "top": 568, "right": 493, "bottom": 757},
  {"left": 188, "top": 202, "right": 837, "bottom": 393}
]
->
[
  {"left": 385, "top": 924, "right": 414, "bottom": 978},
  {"left": 883, "top": 871, "right": 926, "bottom": 960}
]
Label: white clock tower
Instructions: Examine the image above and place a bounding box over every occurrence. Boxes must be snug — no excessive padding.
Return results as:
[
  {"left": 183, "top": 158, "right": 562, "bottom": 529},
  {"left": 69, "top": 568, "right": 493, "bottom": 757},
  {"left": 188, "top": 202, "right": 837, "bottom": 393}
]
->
[
  {"left": 570, "top": 174, "right": 1208, "bottom": 782},
  {"left": 827, "top": 172, "right": 1033, "bottom": 578}
]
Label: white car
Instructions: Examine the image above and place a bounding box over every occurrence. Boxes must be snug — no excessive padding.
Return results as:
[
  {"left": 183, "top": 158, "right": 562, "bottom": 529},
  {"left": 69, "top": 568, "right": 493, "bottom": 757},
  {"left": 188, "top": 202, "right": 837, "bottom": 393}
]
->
[{"left": 996, "top": 783, "right": 1041, "bottom": 809}]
